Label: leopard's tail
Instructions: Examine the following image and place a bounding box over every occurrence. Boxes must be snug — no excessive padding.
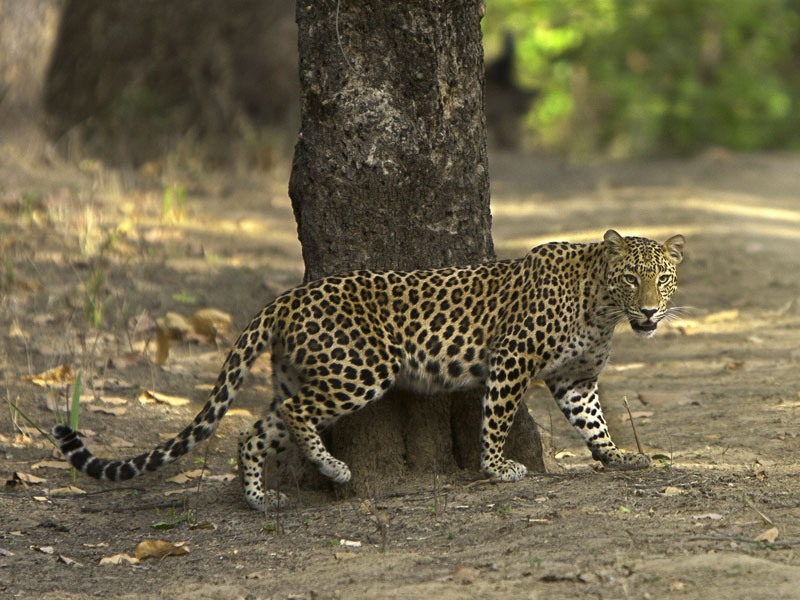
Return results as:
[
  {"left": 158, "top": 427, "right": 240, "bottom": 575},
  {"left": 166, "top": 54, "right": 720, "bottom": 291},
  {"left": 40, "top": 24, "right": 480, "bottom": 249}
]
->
[{"left": 51, "top": 306, "right": 274, "bottom": 482}]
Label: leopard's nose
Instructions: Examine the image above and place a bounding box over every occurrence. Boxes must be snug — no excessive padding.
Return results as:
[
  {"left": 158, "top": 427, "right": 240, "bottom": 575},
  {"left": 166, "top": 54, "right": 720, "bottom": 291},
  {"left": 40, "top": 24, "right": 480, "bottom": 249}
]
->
[{"left": 640, "top": 308, "right": 657, "bottom": 319}]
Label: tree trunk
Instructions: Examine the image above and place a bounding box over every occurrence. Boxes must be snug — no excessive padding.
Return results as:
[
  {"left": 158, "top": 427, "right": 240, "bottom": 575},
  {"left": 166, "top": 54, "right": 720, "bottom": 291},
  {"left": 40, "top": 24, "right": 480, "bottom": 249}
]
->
[
  {"left": 0, "top": 0, "right": 63, "bottom": 159},
  {"left": 287, "top": 0, "right": 546, "bottom": 497}
]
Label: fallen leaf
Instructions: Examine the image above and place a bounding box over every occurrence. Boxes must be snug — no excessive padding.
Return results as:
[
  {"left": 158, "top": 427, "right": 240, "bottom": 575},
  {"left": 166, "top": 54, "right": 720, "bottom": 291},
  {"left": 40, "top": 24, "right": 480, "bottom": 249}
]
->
[
  {"left": 338, "top": 539, "right": 362, "bottom": 548},
  {"left": 99, "top": 553, "right": 140, "bottom": 566},
  {"left": 9, "top": 472, "right": 47, "bottom": 486},
  {"left": 660, "top": 486, "right": 685, "bottom": 496},
  {"left": 188, "top": 308, "right": 233, "bottom": 342},
  {"left": 31, "top": 545, "right": 55, "bottom": 554},
  {"left": 155, "top": 312, "right": 192, "bottom": 365},
  {"left": 138, "top": 390, "right": 190, "bottom": 407},
  {"left": 451, "top": 565, "right": 480, "bottom": 585},
  {"left": 97, "top": 395, "right": 130, "bottom": 404},
  {"left": 754, "top": 527, "right": 779, "bottom": 543},
  {"left": 21, "top": 364, "right": 74, "bottom": 387},
  {"left": 135, "top": 539, "right": 189, "bottom": 560},
  {"left": 166, "top": 469, "right": 210, "bottom": 484},
  {"left": 108, "top": 435, "right": 135, "bottom": 448},
  {"left": 31, "top": 460, "right": 71, "bottom": 471},
  {"left": 670, "top": 580, "right": 689, "bottom": 591},
  {"left": 87, "top": 404, "right": 127, "bottom": 417},
  {"left": 49, "top": 485, "right": 86, "bottom": 496}
]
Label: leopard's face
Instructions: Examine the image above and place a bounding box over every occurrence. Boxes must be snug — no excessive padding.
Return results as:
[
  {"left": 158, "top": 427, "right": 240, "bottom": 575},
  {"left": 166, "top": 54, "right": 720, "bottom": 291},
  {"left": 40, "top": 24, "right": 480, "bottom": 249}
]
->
[{"left": 603, "top": 230, "right": 685, "bottom": 338}]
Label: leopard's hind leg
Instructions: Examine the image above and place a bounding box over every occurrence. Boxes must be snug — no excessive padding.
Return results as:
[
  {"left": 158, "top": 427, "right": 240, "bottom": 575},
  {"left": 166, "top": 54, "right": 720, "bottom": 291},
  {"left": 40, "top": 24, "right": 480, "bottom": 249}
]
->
[
  {"left": 237, "top": 415, "right": 291, "bottom": 510},
  {"left": 279, "top": 352, "right": 399, "bottom": 484},
  {"left": 237, "top": 353, "right": 299, "bottom": 510}
]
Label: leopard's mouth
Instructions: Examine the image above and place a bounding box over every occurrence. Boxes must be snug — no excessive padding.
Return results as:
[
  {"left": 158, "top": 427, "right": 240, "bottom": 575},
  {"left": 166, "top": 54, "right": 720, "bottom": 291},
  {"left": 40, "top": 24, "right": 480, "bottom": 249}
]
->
[{"left": 630, "top": 320, "right": 658, "bottom": 337}]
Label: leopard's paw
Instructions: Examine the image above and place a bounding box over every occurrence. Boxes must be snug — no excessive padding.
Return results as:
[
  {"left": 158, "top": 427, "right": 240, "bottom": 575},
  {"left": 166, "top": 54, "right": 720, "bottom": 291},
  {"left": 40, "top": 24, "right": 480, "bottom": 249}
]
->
[
  {"left": 602, "top": 450, "right": 651, "bottom": 471},
  {"left": 484, "top": 458, "right": 528, "bottom": 482},
  {"left": 244, "top": 486, "right": 289, "bottom": 511},
  {"left": 316, "top": 457, "right": 352, "bottom": 484}
]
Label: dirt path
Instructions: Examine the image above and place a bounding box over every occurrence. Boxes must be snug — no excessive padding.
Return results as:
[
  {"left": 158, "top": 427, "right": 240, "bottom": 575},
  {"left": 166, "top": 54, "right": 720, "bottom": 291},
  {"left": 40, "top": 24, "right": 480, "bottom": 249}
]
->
[{"left": 2, "top": 149, "right": 800, "bottom": 599}]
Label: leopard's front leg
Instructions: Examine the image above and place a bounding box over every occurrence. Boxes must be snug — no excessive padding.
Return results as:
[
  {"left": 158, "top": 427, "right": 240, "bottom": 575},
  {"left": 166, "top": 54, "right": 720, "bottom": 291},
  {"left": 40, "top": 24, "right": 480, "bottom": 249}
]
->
[{"left": 547, "top": 376, "right": 650, "bottom": 470}]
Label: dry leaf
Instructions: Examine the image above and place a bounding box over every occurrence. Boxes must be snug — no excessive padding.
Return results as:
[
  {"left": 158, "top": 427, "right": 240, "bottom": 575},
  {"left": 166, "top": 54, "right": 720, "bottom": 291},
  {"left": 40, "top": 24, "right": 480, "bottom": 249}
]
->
[
  {"left": 99, "top": 553, "right": 140, "bottom": 566},
  {"left": 31, "top": 545, "right": 55, "bottom": 554},
  {"left": 338, "top": 539, "right": 361, "bottom": 548},
  {"left": 21, "top": 364, "right": 74, "bottom": 387},
  {"left": 660, "top": 486, "right": 684, "bottom": 496},
  {"left": 138, "top": 390, "right": 190, "bottom": 407},
  {"left": 135, "top": 539, "right": 190, "bottom": 560},
  {"left": 87, "top": 404, "right": 127, "bottom": 417},
  {"left": 754, "top": 527, "right": 779, "bottom": 543},
  {"left": 10, "top": 472, "right": 47, "bottom": 485},
  {"left": 188, "top": 308, "right": 233, "bottom": 341},
  {"left": 49, "top": 485, "right": 86, "bottom": 496},
  {"left": 95, "top": 395, "right": 131, "bottom": 405},
  {"left": 166, "top": 469, "right": 210, "bottom": 484},
  {"left": 108, "top": 435, "right": 135, "bottom": 448},
  {"left": 451, "top": 565, "right": 480, "bottom": 585},
  {"left": 155, "top": 312, "right": 191, "bottom": 365},
  {"left": 31, "top": 460, "right": 71, "bottom": 470},
  {"left": 670, "top": 580, "right": 688, "bottom": 591}
]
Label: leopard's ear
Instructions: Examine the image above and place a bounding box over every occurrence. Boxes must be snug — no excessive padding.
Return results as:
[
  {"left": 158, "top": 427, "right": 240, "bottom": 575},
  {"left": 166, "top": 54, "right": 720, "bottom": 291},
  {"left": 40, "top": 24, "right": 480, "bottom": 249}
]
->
[
  {"left": 603, "top": 229, "right": 627, "bottom": 258},
  {"left": 662, "top": 234, "right": 685, "bottom": 265}
]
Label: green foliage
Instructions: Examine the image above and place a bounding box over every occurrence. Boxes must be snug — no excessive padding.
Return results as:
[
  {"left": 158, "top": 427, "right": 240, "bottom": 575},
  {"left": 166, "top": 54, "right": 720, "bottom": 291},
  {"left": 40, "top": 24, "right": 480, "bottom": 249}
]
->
[
  {"left": 70, "top": 370, "right": 83, "bottom": 485},
  {"left": 83, "top": 267, "right": 106, "bottom": 328},
  {"left": 483, "top": 0, "right": 800, "bottom": 157}
]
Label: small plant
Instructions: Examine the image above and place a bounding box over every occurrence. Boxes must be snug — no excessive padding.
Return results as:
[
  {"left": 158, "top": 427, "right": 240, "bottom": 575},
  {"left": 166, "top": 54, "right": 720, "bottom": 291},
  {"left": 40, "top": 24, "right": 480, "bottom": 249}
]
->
[
  {"left": 69, "top": 371, "right": 83, "bottom": 485},
  {"left": 161, "top": 183, "right": 187, "bottom": 222},
  {"left": 172, "top": 291, "right": 197, "bottom": 305},
  {"left": 83, "top": 267, "right": 106, "bottom": 328},
  {"left": 152, "top": 506, "right": 196, "bottom": 530},
  {"left": 499, "top": 503, "right": 513, "bottom": 514},
  {"left": 1, "top": 259, "right": 15, "bottom": 290},
  {"left": 652, "top": 453, "right": 672, "bottom": 469}
]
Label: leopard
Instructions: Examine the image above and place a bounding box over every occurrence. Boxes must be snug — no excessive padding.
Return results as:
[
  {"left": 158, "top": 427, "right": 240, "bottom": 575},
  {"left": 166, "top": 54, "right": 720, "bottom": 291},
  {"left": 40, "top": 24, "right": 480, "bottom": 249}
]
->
[{"left": 52, "top": 229, "right": 685, "bottom": 511}]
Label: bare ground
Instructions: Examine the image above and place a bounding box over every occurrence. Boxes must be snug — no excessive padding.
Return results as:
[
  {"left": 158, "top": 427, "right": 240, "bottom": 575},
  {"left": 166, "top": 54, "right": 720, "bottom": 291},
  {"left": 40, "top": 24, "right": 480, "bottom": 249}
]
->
[{"left": 2, "top": 148, "right": 800, "bottom": 599}]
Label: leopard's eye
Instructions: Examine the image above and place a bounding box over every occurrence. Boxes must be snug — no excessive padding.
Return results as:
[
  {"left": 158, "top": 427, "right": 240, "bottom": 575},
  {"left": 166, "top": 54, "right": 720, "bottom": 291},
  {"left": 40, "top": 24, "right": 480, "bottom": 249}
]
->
[
  {"left": 623, "top": 273, "right": 638, "bottom": 286},
  {"left": 657, "top": 273, "right": 672, "bottom": 285}
]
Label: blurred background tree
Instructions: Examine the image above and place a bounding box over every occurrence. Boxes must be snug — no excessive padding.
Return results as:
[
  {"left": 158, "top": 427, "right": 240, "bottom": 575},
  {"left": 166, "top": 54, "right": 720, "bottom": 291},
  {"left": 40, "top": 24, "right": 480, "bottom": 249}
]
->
[
  {"left": 3, "top": 0, "right": 798, "bottom": 165},
  {"left": 482, "top": 0, "right": 800, "bottom": 158}
]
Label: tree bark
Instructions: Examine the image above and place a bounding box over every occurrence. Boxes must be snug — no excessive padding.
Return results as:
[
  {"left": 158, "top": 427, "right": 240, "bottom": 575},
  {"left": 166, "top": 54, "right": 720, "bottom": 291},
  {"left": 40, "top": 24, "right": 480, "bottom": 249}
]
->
[
  {"left": 287, "top": 0, "right": 546, "bottom": 496},
  {"left": 0, "top": 0, "right": 63, "bottom": 158}
]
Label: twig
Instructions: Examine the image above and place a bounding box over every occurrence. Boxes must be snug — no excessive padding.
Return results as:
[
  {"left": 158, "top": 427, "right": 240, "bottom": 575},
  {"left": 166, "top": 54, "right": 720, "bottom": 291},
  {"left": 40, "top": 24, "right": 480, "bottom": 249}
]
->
[
  {"left": 463, "top": 477, "right": 497, "bottom": 489},
  {"left": 622, "top": 396, "right": 644, "bottom": 454},
  {"left": 689, "top": 534, "right": 800, "bottom": 548},
  {"left": 744, "top": 496, "right": 775, "bottom": 526}
]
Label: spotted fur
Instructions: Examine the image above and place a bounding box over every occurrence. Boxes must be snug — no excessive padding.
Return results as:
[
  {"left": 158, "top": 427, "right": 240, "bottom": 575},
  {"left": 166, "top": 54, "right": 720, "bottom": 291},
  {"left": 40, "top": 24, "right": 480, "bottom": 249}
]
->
[{"left": 52, "top": 229, "right": 685, "bottom": 510}]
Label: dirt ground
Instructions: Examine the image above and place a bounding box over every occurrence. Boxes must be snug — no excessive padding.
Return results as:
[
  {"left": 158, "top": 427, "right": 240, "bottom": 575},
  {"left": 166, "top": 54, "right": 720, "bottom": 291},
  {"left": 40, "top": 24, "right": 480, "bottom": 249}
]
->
[{"left": 2, "top": 146, "right": 800, "bottom": 599}]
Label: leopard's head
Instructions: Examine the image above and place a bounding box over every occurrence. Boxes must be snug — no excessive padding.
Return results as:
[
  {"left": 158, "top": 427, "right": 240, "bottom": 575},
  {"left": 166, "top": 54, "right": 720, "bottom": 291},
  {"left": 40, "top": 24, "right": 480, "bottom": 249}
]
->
[{"left": 603, "top": 229, "right": 685, "bottom": 338}]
